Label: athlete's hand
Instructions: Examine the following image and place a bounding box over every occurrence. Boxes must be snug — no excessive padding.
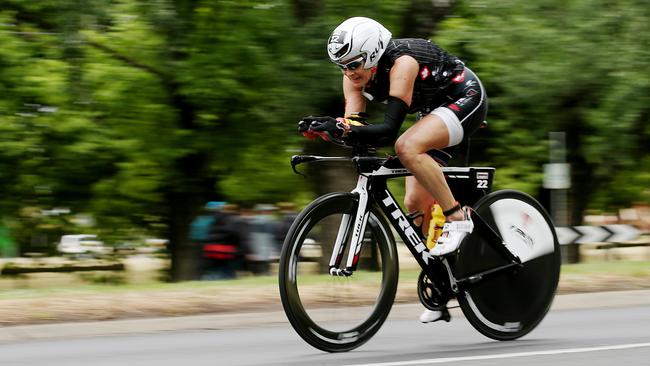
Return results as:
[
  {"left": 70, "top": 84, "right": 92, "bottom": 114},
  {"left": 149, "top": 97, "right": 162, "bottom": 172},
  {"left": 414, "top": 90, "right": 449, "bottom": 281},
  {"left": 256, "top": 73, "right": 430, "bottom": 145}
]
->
[
  {"left": 299, "top": 116, "right": 351, "bottom": 144},
  {"left": 298, "top": 118, "right": 318, "bottom": 140}
]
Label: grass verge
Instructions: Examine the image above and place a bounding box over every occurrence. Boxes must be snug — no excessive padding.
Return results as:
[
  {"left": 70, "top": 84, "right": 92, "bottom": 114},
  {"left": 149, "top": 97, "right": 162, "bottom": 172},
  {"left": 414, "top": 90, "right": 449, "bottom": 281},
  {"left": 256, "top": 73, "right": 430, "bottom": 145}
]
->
[{"left": 0, "top": 260, "right": 647, "bottom": 325}]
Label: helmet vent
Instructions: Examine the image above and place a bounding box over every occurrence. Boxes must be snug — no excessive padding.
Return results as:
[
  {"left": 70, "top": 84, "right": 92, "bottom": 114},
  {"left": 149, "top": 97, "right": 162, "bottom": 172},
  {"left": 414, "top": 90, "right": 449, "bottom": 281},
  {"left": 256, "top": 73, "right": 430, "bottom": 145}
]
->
[{"left": 334, "top": 44, "right": 350, "bottom": 59}]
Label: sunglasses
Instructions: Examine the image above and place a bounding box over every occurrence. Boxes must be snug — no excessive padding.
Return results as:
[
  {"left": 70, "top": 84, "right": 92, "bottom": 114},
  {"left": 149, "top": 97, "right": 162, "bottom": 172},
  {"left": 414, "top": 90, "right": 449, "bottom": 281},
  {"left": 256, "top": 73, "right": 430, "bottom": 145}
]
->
[{"left": 335, "top": 56, "right": 365, "bottom": 71}]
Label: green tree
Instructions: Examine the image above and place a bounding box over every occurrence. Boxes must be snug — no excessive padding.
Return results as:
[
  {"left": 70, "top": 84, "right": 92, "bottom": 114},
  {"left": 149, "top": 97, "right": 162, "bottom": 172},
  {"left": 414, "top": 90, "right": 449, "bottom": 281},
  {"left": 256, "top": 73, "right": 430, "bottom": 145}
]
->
[
  {"left": 0, "top": 0, "right": 414, "bottom": 278},
  {"left": 3, "top": 0, "right": 646, "bottom": 276},
  {"left": 436, "top": 0, "right": 650, "bottom": 222}
]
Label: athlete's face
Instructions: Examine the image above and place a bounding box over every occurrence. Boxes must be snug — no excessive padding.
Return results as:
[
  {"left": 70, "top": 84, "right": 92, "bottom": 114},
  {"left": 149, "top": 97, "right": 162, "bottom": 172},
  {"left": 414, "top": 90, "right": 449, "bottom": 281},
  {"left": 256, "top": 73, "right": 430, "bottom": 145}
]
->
[
  {"left": 341, "top": 67, "right": 373, "bottom": 88},
  {"left": 335, "top": 56, "right": 373, "bottom": 88}
]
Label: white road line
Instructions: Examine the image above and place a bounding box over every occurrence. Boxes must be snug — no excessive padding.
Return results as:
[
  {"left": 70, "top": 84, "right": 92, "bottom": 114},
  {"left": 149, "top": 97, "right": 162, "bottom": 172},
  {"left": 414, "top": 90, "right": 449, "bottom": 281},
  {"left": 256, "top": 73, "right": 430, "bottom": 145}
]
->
[{"left": 344, "top": 342, "right": 650, "bottom": 366}]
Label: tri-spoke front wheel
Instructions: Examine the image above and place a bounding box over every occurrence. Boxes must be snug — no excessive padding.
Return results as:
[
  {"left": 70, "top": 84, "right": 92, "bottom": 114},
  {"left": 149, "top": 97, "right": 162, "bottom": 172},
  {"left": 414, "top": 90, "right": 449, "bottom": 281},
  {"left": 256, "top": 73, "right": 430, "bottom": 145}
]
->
[{"left": 278, "top": 193, "right": 398, "bottom": 352}]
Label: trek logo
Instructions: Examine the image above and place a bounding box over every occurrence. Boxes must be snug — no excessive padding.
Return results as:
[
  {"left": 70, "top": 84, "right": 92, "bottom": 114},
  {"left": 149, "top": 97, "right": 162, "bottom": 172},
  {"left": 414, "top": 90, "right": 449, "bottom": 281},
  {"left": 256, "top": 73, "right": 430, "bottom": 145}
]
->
[
  {"left": 375, "top": 166, "right": 409, "bottom": 175},
  {"left": 352, "top": 213, "right": 365, "bottom": 254},
  {"left": 381, "top": 191, "right": 429, "bottom": 264}
]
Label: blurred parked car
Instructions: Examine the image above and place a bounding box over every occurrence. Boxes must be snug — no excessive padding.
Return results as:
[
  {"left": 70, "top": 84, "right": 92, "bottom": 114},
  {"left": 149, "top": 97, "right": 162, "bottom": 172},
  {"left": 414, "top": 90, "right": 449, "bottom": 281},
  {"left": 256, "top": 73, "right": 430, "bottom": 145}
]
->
[{"left": 57, "top": 234, "right": 111, "bottom": 255}]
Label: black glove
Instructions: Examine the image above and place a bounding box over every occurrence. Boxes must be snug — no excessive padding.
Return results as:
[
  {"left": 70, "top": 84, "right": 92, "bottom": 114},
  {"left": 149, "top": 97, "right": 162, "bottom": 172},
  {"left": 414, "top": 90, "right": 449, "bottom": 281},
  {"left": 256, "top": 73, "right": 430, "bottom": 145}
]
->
[
  {"left": 298, "top": 119, "right": 311, "bottom": 133},
  {"left": 298, "top": 116, "right": 351, "bottom": 144},
  {"left": 298, "top": 117, "right": 321, "bottom": 140}
]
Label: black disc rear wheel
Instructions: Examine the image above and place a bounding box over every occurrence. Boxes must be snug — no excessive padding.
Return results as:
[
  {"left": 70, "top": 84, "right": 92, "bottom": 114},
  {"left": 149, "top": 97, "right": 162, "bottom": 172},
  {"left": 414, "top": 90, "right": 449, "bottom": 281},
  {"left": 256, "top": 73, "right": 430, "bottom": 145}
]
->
[{"left": 455, "top": 190, "right": 561, "bottom": 340}]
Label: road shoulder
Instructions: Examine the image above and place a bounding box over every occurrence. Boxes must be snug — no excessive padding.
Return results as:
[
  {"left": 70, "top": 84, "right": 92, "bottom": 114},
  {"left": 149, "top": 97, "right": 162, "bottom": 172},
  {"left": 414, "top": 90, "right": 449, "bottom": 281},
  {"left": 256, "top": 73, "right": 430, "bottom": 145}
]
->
[{"left": 1, "top": 289, "right": 649, "bottom": 343}]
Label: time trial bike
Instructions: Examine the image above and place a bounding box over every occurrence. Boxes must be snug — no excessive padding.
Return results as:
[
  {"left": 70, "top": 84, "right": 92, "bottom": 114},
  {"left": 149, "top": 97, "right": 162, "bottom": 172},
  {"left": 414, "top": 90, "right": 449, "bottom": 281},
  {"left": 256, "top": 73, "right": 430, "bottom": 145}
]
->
[{"left": 278, "top": 146, "right": 561, "bottom": 352}]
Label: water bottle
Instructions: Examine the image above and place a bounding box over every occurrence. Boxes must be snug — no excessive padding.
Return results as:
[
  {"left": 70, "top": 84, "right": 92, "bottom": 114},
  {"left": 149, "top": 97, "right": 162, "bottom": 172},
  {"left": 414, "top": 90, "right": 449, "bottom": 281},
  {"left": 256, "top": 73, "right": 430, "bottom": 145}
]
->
[{"left": 426, "top": 204, "right": 445, "bottom": 249}]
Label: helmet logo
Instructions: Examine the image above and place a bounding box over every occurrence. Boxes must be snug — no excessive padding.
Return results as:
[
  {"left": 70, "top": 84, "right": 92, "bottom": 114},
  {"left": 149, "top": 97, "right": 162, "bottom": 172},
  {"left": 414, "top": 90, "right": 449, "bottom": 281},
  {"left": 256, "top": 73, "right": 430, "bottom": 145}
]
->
[
  {"left": 329, "top": 31, "right": 347, "bottom": 44},
  {"left": 368, "top": 38, "right": 384, "bottom": 62}
]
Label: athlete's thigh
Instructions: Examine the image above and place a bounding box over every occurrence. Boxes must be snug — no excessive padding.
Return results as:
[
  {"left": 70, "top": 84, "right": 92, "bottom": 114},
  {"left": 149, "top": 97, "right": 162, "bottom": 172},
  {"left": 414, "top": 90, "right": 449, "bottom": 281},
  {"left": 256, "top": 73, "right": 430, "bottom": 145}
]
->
[{"left": 398, "top": 113, "right": 450, "bottom": 152}]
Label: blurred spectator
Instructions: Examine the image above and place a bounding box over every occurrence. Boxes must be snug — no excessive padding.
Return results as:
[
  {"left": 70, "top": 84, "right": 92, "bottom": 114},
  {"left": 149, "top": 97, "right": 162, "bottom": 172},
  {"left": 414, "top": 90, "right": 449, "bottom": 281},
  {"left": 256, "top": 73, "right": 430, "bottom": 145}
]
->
[
  {"left": 245, "top": 204, "right": 279, "bottom": 276},
  {"left": 200, "top": 203, "right": 249, "bottom": 280},
  {"left": 189, "top": 201, "right": 226, "bottom": 245},
  {"left": 190, "top": 201, "right": 224, "bottom": 279}
]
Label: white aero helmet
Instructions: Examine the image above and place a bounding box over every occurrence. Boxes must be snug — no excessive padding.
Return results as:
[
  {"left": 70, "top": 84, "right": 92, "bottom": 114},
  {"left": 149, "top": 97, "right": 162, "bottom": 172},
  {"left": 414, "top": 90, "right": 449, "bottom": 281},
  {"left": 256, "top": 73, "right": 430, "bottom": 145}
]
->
[{"left": 327, "top": 17, "right": 392, "bottom": 69}]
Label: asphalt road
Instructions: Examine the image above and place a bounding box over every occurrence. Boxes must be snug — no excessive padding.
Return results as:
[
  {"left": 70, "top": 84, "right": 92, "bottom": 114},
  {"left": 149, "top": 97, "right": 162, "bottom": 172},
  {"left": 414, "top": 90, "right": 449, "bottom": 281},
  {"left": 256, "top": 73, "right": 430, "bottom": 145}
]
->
[{"left": 0, "top": 290, "right": 649, "bottom": 366}]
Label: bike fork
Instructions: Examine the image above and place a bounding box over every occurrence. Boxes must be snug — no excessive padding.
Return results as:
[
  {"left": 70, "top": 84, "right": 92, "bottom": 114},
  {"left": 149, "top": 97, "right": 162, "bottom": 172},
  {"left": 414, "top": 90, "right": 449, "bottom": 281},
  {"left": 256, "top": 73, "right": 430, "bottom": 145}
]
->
[{"left": 329, "top": 176, "right": 370, "bottom": 277}]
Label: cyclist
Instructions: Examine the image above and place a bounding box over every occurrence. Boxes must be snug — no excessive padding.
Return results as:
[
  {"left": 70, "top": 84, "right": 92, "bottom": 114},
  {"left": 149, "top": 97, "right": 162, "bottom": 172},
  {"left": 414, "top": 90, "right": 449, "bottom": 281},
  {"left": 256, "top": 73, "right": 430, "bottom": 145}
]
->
[{"left": 299, "top": 17, "right": 488, "bottom": 323}]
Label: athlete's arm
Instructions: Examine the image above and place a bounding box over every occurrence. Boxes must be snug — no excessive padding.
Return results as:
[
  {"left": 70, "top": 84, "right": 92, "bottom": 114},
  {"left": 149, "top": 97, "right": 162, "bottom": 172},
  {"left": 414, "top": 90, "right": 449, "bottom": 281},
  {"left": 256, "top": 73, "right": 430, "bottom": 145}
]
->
[
  {"left": 348, "top": 56, "right": 418, "bottom": 146},
  {"left": 343, "top": 75, "right": 366, "bottom": 117},
  {"left": 387, "top": 55, "right": 417, "bottom": 106}
]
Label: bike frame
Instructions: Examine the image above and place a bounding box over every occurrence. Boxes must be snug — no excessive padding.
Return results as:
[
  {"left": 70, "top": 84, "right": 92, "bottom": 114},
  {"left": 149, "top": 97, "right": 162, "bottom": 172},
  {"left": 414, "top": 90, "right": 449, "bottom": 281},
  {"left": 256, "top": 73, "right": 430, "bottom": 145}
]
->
[{"left": 292, "top": 154, "right": 522, "bottom": 293}]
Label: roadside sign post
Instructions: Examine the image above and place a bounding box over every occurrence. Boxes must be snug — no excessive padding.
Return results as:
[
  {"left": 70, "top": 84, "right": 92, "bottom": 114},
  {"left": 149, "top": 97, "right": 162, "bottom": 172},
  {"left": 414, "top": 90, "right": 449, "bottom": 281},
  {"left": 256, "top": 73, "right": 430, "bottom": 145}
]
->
[{"left": 545, "top": 132, "right": 579, "bottom": 263}]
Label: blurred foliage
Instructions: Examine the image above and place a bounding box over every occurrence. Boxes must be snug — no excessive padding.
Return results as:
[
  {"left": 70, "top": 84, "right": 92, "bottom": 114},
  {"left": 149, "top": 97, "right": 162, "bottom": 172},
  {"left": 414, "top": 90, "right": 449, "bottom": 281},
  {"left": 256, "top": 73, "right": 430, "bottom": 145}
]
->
[
  {"left": 436, "top": 0, "right": 650, "bottom": 218},
  {"left": 0, "top": 0, "right": 648, "bottom": 272}
]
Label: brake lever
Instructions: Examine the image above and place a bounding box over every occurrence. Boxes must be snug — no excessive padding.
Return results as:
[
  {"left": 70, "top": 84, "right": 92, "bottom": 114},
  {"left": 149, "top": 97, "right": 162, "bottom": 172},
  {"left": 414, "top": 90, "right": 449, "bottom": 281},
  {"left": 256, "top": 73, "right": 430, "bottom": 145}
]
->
[{"left": 291, "top": 155, "right": 318, "bottom": 177}]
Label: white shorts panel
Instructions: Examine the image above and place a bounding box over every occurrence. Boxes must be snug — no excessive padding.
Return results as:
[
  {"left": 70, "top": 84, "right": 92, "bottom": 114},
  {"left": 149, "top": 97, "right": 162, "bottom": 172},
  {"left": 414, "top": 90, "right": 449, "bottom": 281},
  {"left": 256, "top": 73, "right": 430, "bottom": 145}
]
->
[{"left": 432, "top": 107, "right": 464, "bottom": 147}]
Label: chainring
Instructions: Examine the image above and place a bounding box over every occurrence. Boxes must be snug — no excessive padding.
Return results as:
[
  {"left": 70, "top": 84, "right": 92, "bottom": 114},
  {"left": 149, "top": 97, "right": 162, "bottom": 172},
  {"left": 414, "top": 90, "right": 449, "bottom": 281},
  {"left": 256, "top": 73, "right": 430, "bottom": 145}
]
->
[{"left": 417, "top": 270, "right": 451, "bottom": 311}]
